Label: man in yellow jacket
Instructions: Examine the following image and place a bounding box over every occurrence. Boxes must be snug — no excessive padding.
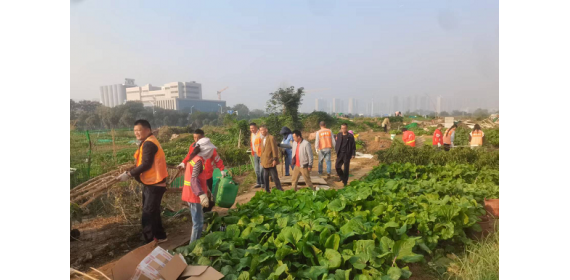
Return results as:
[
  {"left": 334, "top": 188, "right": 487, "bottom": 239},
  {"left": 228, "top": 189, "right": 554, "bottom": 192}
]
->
[{"left": 116, "top": 120, "right": 168, "bottom": 244}]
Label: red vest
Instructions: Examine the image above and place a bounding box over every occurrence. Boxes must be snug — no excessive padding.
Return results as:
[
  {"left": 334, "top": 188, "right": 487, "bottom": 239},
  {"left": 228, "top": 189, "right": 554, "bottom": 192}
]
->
[
  {"left": 403, "top": 131, "right": 416, "bottom": 147},
  {"left": 432, "top": 129, "right": 443, "bottom": 146},
  {"left": 182, "top": 155, "right": 209, "bottom": 203}
]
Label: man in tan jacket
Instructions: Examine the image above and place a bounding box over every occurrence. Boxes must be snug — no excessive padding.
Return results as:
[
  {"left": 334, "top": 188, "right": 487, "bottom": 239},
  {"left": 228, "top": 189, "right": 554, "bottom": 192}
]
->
[{"left": 259, "top": 125, "right": 283, "bottom": 193}]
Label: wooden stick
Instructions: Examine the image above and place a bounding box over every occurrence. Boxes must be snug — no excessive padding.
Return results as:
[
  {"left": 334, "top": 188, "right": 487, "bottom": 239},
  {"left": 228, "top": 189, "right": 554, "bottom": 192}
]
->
[
  {"left": 90, "top": 267, "right": 111, "bottom": 280},
  {"left": 70, "top": 268, "right": 98, "bottom": 280},
  {"left": 72, "top": 179, "right": 118, "bottom": 203},
  {"left": 168, "top": 168, "right": 183, "bottom": 185}
]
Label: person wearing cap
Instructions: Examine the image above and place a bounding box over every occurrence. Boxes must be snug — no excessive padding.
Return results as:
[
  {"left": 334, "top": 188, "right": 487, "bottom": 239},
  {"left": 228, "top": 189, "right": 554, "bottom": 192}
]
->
[{"left": 315, "top": 121, "right": 336, "bottom": 178}]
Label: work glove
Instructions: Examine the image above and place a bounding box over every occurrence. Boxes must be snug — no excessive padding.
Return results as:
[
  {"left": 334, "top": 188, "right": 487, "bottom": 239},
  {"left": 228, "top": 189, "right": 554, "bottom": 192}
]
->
[
  {"left": 221, "top": 170, "right": 227, "bottom": 177},
  {"left": 116, "top": 171, "right": 130, "bottom": 182},
  {"left": 177, "top": 162, "right": 185, "bottom": 170},
  {"left": 451, "top": 143, "right": 455, "bottom": 148},
  {"left": 438, "top": 143, "right": 442, "bottom": 147},
  {"left": 199, "top": 194, "right": 209, "bottom": 208}
]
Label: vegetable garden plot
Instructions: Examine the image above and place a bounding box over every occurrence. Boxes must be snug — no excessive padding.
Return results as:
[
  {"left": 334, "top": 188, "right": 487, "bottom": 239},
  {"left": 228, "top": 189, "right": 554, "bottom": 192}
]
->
[{"left": 174, "top": 162, "right": 498, "bottom": 280}]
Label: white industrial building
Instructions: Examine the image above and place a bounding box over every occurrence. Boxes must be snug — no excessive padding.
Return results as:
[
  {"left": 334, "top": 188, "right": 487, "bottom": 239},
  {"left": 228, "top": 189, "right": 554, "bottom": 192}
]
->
[
  {"left": 124, "top": 80, "right": 225, "bottom": 112},
  {"left": 99, "top": 78, "right": 137, "bottom": 107}
]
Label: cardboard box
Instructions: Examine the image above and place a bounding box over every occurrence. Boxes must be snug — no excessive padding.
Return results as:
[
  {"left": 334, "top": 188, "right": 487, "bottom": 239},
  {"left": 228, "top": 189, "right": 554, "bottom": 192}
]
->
[{"left": 111, "top": 241, "right": 223, "bottom": 280}]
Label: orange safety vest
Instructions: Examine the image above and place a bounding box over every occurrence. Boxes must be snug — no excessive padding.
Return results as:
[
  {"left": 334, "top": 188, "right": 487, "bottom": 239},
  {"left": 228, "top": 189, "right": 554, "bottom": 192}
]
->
[
  {"left": 317, "top": 128, "right": 333, "bottom": 149},
  {"left": 403, "top": 131, "right": 416, "bottom": 147},
  {"left": 250, "top": 130, "right": 262, "bottom": 156},
  {"left": 182, "top": 155, "right": 209, "bottom": 203},
  {"left": 133, "top": 135, "right": 168, "bottom": 186},
  {"left": 471, "top": 130, "right": 483, "bottom": 146},
  {"left": 443, "top": 128, "right": 455, "bottom": 145}
]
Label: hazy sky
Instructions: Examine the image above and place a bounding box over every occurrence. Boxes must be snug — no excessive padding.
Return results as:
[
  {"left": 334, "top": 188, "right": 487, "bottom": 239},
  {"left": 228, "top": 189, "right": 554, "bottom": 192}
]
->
[{"left": 71, "top": 0, "right": 499, "bottom": 112}]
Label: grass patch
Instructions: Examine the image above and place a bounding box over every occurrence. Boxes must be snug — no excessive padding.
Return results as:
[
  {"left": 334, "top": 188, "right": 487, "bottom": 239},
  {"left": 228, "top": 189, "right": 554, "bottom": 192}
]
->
[{"left": 447, "top": 229, "right": 499, "bottom": 280}]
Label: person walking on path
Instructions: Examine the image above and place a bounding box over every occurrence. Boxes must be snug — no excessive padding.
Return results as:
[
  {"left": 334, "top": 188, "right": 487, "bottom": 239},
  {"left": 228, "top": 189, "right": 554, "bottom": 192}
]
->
[
  {"left": 402, "top": 128, "right": 416, "bottom": 147},
  {"left": 334, "top": 123, "right": 356, "bottom": 186},
  {"left": 469, "top": 124, "right": 485, "bottom": 148},
  {"left": 443, "top": 124, "right": 457, "bottom": 151},
  {"left": 279, "top": 126, "right": 294, "bottom": 176},
  {"left": 432, "top": 124, "right": 444, "bottom": 148},
  {"left": 259, "top": 125, "right": 284, "bottom": 193},
  {"left": 315, "top": 121, "right": 336, "bottom": 178},
  {"left": 178, "top": 129, "right": 226, "bottom": 193},
  {"left": 180, "top": 138, "right": 216, "bottom": 244},
  {"left": 249, "top": 123, "right": 264, "bottom": 189},
  {"left": 116, "top": 120, "right": 168, "bottom": 244},
  {"left": 291, "top": 130, "right": 314, "bottom": 191}
]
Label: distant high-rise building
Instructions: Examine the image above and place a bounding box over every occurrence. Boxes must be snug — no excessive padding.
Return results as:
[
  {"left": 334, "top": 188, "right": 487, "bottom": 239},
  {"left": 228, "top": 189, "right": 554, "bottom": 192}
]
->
[
  {"left": 348, "top": 98, "right": 358, "bottom": 114},
  {"left": 436, "top": 96, "right": 443, "bottom": 115},
  {"left": 392, "top": 96, "right": 399, "bottom": 114},
  {"left": 100, "top": 78, "right": 137, "bottom": 107},
  {"left": 332, "top": 98, "right": 342, "bottom": 113},
  {"left": 315, "top": 98, "right": 329, "bottom": 112}
]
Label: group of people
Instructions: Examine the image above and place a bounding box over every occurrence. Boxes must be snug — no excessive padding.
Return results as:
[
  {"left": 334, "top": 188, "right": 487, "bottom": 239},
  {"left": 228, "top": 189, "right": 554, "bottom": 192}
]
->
[
  {"left": 115, "top": 120, "right": 228, "bottom": 245},
  {"left": 401, "top": 123, "right": 486, "bottom": 150},
  {"left": 249, "top": 121, "right": 357, "bottom": 193},
  {"left": 113, "top": 119, "right": 359, "bottom": 246}
]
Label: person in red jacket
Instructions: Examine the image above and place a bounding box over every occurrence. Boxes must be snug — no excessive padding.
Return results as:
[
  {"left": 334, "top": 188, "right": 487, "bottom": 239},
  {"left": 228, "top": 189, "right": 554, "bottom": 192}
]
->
[
  {"left": 432, "top": 124, "right": 444, "bottom": 148},
  {"left": 178, "top": 129, "right": 226, "bottom": 209},
  {"left": 402, "top": 128, "right": 416, "bottom": 147}
]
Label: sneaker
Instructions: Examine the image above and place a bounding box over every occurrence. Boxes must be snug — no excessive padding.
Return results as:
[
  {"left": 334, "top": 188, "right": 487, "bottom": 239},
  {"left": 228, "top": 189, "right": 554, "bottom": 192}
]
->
[
  {"left": 336, "top": 178, "right": 342, "bottom": 182},
  {"left": 253, "top": 184, "right": 262, "bottom": 188}
]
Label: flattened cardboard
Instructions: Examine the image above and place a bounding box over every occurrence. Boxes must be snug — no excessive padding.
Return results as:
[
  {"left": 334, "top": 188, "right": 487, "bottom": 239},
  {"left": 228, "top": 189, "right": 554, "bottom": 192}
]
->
[
  {"left": 133, "top": 246, "right": 174, "bottom": 280},
  {"left": 110, "top": 242, "right": 223, "bottom": 280},
  {"left": 159, "top": 254, "right": 187, "bottom": 280},
  {"left": 178, "top": 266, "right": 224, "bottom": 280},
  {"left": 112, "top": 241, "right": 158, "bottom": 280},
  {"left": 179, "top": 266, "right": 209, "bottom": 277}
]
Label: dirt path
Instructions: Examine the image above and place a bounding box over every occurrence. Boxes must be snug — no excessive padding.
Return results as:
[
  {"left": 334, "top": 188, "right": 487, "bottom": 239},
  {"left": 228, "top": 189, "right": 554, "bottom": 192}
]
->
[{"left": 72, "top": 131, "right": 394, "bottom": 279}]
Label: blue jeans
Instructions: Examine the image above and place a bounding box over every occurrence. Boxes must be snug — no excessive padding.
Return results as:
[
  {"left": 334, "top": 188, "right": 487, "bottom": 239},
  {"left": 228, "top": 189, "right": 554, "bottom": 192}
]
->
[
  {"left": 284, "top": 149, "right": 293, "bottom": 176},
  {"left": 189, "top": 202, "right": 203, "bottom": 244},
  {"left": 253, "top": 154, "right": 265, "bottom": 186},
  {"left": 318, "top": 149, "right": 332, "bottom": 175}
]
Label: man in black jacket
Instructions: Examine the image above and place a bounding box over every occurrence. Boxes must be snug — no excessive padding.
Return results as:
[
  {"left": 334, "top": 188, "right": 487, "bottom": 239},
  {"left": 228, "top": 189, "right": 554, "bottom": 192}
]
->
[{"left": 334, "top": 123, "right": 356, "bottom": 186}]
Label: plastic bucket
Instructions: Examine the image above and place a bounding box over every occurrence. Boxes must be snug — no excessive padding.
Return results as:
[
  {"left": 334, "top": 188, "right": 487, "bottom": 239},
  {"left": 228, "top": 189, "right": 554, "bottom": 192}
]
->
[{"left": 390, "top": 134, "right": 396, "bottom": 140}]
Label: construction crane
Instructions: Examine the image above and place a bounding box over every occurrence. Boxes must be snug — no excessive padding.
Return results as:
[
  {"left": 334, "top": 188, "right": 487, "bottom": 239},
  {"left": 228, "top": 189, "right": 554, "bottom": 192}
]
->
[{"left": 217, "top": 87, "right": 229, "bottom": 100}]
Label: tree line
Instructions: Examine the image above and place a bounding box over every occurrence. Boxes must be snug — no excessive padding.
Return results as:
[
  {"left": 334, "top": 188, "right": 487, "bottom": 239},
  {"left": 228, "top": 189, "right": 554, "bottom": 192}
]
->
[{"left": 70, "top": 99, "right": 266, "bottom": 130}]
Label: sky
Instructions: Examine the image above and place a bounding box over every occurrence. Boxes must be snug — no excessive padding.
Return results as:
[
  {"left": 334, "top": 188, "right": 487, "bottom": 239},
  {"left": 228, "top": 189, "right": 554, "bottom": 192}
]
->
[{"left": 71, "top": 0, "right": 499, "bottom": 112}]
